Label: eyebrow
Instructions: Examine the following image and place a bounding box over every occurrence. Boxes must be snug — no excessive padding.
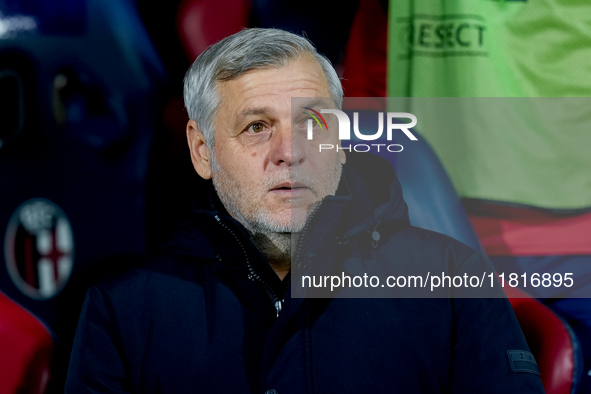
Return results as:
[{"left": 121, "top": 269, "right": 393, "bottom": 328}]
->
[
  {"left": 239, "top": 108, "right": 271, "bottom": 118},
  {"left": 299, "top": 98, "right": 331, "bottom": 110},
  {"left": 234, "top": 98, "right": 333, "bottom": 126},
  {"left": 234, "top": 107, "right": 271, "bottom": 126},
  {"left": 234, "top": 107, "right": 273, "bottom": 127}
]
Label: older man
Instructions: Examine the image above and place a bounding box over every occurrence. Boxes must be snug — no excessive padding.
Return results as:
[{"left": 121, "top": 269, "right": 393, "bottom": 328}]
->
[{"left": 66, "top": 28, "right": 544, "bottom": 393}]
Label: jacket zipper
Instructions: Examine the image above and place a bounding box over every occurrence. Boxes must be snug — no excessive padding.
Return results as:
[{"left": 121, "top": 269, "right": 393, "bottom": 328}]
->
[{"left": 214, "top": 215, "right": 283, "bottom": 317}]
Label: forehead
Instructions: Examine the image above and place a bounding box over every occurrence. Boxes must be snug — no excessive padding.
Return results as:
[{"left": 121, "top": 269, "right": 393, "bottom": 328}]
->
[{"left": 215, "top": 54, "right": 332, "bottom": 116}]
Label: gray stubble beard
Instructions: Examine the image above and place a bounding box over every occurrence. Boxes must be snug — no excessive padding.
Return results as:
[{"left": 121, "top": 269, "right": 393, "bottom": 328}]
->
[{"left": 212, "top": 159, "right": 343, "bottom": 266}]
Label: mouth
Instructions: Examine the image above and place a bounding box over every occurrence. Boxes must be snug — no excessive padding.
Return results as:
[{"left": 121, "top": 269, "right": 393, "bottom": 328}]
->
[{"left": 270, "top": 182, "right": 309, "bottom": 197}]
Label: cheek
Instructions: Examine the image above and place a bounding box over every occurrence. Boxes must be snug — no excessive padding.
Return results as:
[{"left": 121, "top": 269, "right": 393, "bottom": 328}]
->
[
  {"left": 217, "top": 150, "right": 264, "bottom": 188},
  {"left": 216, "top": 142, "right": 246, "bottom": 172},
  {"left": 217, "top": 137, "right": 265, "bottom": 166},
  {"left": 308, "top": 144, "right": 339, "bottom": 164}
]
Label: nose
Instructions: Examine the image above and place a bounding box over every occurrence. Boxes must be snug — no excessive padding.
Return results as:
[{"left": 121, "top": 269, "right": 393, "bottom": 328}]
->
[{"left": 269, "top": 122, "right": 305, "bottom": 167}]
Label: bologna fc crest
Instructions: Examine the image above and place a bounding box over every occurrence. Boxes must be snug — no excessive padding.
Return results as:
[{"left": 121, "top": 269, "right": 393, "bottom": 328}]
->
[{"left": 4, "top": 198, "right": 74, "bottom": 300}]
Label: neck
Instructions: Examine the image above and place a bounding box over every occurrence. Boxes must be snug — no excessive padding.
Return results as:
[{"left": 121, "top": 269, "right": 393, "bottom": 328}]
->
[{"left": 250, "top": 232, "right": 291, "bottom": 280}]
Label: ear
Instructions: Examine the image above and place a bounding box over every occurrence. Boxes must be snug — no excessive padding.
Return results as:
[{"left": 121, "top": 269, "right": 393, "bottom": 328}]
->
[
  {"left": 339, "top": 149, "right": 346, "bottom": 165},
  {"left": 187, "top": 119, "right": 213, "bottom": 180}
]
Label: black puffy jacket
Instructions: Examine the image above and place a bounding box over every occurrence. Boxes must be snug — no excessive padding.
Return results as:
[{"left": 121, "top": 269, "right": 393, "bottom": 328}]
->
[{"left": 66, "top": 155, "right": 545, "bottom": 393}]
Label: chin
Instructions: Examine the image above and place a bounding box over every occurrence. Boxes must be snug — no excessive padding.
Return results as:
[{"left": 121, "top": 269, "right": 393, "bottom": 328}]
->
[
  {"left": 251, "top": 208, "right": 303, "bottom": 233},
  {"left": 286, "top": 207, "right": 309, "bottom": 232}
]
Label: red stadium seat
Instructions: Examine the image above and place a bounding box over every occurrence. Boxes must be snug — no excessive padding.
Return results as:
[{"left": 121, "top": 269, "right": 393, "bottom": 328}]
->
[
  {"left": 504, "top": 286, "right": 582, "bottom": 394},
  {"left": 0, "top": 291, "right": 53, "bottom": 394},
  {"left": 341, "top": 0, "right": 388, "bottom": 97},
  {"left": 176, "top": 0, "right": 250, "bottom": 61}
]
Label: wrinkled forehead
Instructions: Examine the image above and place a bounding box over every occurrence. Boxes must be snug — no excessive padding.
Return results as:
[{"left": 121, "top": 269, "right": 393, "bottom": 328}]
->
[{"left": 214, "top": 55, "right": 335, "bottom": 121}]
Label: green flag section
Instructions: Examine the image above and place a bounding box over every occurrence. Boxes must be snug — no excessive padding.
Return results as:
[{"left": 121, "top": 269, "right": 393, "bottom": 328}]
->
[{"left": 387, "top": 0, "right": 591, "bottom": 210}]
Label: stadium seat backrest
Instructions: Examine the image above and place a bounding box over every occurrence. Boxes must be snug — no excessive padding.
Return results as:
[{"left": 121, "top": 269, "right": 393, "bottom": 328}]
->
[{"left": 0, "top": 0, "right": 167, "bottom": 388}]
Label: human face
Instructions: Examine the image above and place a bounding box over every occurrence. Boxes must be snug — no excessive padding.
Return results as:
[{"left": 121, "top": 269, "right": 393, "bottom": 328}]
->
[{"left": 208, "top": 54, "right": 345, "bottom": 233}]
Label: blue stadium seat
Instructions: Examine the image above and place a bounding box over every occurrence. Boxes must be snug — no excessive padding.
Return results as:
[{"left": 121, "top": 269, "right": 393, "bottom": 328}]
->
[{"left": 0, "top": 0, "right": 167, "bottom": 390}]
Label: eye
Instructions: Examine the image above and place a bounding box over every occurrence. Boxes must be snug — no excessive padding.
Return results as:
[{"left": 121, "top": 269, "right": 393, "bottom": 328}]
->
[
  {"left": 246, "top": 122, "right": 266, "bottom": 133},
  {"left": 298, "top": 117, "right": 319, "bottom": 130}
]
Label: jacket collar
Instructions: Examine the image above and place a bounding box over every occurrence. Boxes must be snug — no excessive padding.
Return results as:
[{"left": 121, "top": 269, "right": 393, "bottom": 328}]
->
[{"left": 162, "top": 152, "right": 410, "bottom": 262}]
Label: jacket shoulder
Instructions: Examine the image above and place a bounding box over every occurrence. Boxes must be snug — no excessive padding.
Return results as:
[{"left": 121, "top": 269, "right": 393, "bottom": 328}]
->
[{"left": 95, "top": 250, "right": 214, "bottom": 304}]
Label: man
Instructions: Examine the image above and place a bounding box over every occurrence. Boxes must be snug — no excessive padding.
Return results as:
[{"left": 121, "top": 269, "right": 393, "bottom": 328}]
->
[{"left": 66, "top": 28, "right": 545, "bottom": 393}]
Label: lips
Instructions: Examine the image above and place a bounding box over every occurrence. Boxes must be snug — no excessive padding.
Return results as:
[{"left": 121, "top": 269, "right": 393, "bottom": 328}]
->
[
  {"left": 271, "top": 182, "right": 307, "bottom": 191},
  {"left": 270, "top": 181, "right": 309, "bottom": 197}
]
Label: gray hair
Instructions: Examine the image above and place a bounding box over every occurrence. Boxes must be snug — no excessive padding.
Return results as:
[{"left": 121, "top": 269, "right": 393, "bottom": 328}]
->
[{"left": 183, "top": 28, "right": 343, "bottom": 168}]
